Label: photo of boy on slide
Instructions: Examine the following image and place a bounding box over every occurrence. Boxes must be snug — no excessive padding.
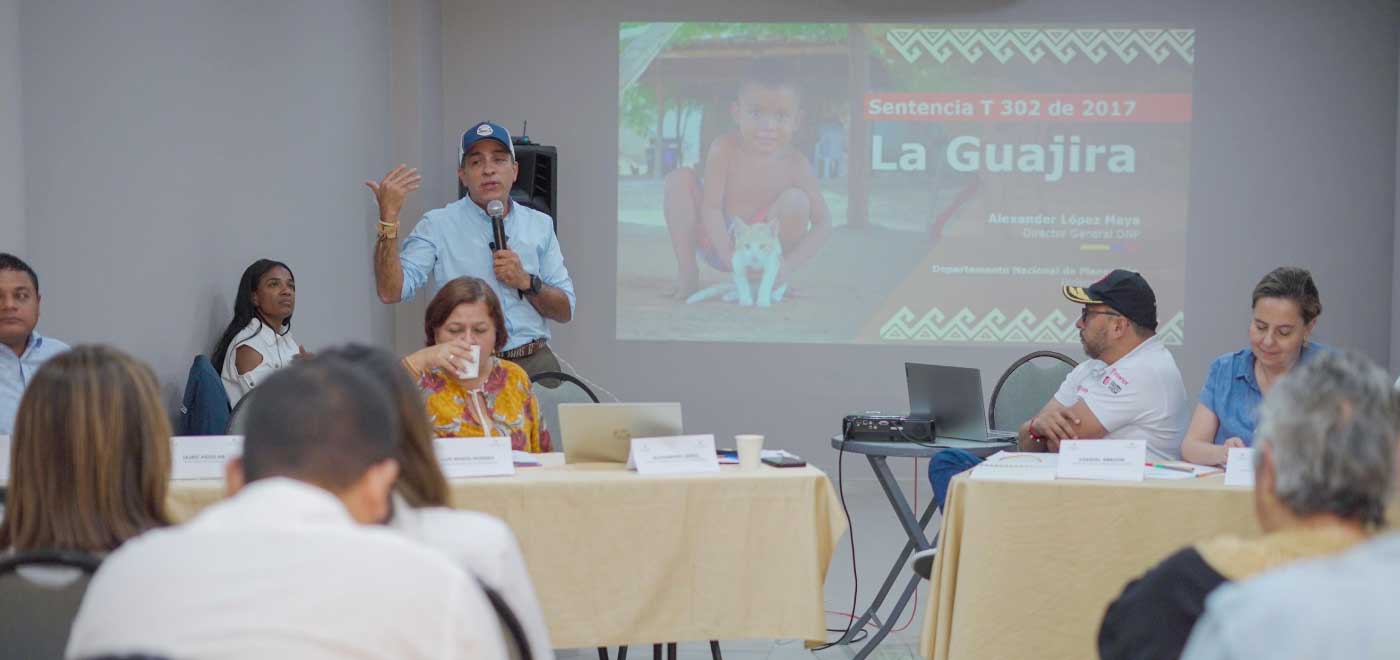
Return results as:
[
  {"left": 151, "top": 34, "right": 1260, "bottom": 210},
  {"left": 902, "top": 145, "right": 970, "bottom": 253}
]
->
[{"left": 662, "top": 58, "right": 833, "bottom": 301}]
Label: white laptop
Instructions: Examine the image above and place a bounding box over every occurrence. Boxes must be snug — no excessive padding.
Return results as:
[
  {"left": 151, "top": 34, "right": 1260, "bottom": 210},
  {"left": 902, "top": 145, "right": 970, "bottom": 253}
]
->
[{"left": 559, "top": 403, "right": 683, "bottom": 464}]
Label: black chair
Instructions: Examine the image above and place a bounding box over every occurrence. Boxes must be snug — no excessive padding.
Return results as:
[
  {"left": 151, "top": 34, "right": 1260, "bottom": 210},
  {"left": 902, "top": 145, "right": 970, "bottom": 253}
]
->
[
  {"left": 225, "top": 386, "right": 259, "bottom": 435},
  {"left": 987, "top": 350, "right": 1078, "bottom": 432},
  {"left": 529, "top": 371, "right": 599, "bottom": 450},
  {"left": 477, "top": 580, "right": 533, "bottom": 660},
  {"left": 0, "top": 549, "right": 104, "bottom": 659}
]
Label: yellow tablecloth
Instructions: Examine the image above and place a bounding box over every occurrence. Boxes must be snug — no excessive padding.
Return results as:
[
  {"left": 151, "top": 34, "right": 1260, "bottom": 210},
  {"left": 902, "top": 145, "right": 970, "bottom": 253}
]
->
[
  {"left": 919, "top": 474, "right": 1257, "bottom": 660},
  {"left": 168, "top": 456, "right": 847, "bottom": 648}
]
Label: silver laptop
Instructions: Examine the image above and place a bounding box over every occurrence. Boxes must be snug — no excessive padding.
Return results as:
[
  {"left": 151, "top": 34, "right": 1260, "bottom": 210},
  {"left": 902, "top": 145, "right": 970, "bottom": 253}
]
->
[
  {"left": 905, "top": 363, "right": 1016, "bottom": 442},
  {"left": 559, "top": 402, "right": 684, "bottom": 464}
]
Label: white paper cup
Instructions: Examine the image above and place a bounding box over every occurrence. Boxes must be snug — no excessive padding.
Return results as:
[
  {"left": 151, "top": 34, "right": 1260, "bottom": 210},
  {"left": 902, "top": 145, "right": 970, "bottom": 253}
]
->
[
  {"left": 457, "top": 345, "right": 481, "bottom": 379},
  {"left": 736, "top": 434, "right": 765, "bottom": 470}
]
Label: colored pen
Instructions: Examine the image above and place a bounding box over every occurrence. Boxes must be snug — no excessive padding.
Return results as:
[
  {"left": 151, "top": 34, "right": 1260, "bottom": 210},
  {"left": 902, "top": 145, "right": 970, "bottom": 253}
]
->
[{"left": 1145, "top": 462, "right": 1194, "bottom": 474}]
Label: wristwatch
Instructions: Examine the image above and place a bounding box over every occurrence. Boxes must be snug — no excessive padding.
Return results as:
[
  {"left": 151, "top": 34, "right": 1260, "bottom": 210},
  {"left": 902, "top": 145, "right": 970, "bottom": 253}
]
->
[{"left": 521, "top": 273, "right": 543, "bottom": 296}]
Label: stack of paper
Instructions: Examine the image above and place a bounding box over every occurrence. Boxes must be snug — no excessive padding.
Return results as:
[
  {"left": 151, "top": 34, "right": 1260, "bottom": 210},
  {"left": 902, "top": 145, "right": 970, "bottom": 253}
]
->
[{"left": 970, "top": 451, "right": 1058, "bottom": 481}]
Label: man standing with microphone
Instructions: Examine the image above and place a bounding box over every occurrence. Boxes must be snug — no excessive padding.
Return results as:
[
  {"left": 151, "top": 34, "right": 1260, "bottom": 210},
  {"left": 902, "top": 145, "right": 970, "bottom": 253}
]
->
[{"left": 369, "top": 121, "right": 574, "bottom": 378}]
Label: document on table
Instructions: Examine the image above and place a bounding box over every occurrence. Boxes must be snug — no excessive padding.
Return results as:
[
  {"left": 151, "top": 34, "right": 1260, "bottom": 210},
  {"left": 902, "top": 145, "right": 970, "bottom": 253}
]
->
[
  {"left": 1224, "top": 448, "right": 1255, "bottom": 486},
  {"left": 970, "top": 451, "right": 1058, "bottom": 481},
  {"left": 512, "top": 450, "right": 542, "bottom": 467},
  {"left": 1144, "top": 461, "right": 1224, "bottom": 480},
  {"left": 717, "top": 449, "right": 801, "bottom": 465}
]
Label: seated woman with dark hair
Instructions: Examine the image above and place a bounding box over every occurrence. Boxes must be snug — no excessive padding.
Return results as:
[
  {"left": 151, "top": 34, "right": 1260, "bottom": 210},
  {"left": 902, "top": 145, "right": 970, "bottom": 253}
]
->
[
  {"left": 1181, "top": 267, "right": 1326, "bottom": 466},
  {"left": 0, "top": 345, "right": 171, "bottom": 553},
  {"left": 402, "top": 276, "right": 551, "bottom": 453},
  {"left": 321, "top": 343, "right": 553, "bottom": 659},
  {"left": 1098, "top": 351, "right": 1391, "bottom": 660},
  {"left": 211, "top": 259, "right": 305, "bottom": 407}
]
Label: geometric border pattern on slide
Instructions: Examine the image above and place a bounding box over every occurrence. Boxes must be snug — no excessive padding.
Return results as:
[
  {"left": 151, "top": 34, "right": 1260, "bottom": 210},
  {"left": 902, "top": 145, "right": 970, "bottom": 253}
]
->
[
  {"left": 879, "top": 308, "right": 1185, "bottom": 346},
  {"left": 884, "top": 27, "right": 1195, "bottom": 66}
]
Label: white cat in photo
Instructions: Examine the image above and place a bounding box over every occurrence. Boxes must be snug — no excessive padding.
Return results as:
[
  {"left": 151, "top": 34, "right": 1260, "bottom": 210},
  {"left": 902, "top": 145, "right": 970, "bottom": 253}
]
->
[{"left": 686, "top": 221, "right": 787, "bottom": 307}]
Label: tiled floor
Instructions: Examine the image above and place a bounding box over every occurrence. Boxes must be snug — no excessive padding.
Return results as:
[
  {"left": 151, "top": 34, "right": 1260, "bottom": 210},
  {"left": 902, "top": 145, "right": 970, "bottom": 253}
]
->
[{"left": 559, "top": 463, "right": 938, "bottom": 660}]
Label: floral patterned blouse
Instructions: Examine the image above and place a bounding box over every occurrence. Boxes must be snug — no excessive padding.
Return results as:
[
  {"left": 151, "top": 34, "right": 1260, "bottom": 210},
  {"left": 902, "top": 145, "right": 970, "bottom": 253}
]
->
[{"left": 417, "top": 358, "right": 552, "bottom": 453}]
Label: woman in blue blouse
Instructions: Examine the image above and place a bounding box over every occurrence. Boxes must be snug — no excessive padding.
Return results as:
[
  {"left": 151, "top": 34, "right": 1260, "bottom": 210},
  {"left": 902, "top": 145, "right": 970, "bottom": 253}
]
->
[{"left": 1181, "top": 267, "right": 1324, "bottom": 466}]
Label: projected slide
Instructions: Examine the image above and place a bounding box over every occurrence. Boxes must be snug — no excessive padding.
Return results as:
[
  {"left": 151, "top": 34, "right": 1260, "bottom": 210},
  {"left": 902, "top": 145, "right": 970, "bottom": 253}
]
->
[{"left": 618, "top": 23, "right": 1193, "bottom": 345}]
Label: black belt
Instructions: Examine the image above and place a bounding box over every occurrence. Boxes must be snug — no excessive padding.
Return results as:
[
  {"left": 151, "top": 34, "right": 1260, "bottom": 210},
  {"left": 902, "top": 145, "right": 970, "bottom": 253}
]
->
[{"left": 498, "top": 339, "right": 547, "bottom": 360}]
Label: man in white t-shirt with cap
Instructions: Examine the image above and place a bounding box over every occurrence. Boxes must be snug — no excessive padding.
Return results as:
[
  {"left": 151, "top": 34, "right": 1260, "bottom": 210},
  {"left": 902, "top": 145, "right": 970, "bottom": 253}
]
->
[
  {"left": 913, "top": 269, "right": 1191, "bottom": 577},
  {"left": 1021, "top": 268, "right": 1191, "bottom": 459}
]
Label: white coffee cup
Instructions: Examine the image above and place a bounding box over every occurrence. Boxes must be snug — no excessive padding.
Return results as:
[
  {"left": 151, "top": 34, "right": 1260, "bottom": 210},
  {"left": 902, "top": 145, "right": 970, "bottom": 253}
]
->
[
  {"left": 456, "top": 345, "right": 481, "bottom": 379},
  {"left": 736, "top": 434, "right": 765, "bottom": 470}
]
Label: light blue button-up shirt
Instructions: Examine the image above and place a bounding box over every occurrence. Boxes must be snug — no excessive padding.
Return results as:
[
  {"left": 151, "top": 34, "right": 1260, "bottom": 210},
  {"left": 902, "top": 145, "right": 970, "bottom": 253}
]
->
[
  {"left": 1197, "top": 342, "right": 1326, "bottom": 446},
  {"left": 399, "top": 198, "right": 575, "bottom": 352},
  {"left": 1, "top": 331, "right": 71, "bottom": 434},
  {"left": 397, "top": 197, "right": 571, "bottom": 351}
]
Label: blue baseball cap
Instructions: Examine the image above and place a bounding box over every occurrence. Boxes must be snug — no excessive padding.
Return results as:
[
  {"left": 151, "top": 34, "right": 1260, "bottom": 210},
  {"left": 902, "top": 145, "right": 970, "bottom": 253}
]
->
[{"left": 460, "top": 121, "right": 515, "bottom": 162}]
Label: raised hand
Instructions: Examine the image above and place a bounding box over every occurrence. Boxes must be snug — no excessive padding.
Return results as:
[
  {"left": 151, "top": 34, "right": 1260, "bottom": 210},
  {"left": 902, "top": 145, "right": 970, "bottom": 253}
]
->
[{"left": 364, "top": 164, "right": 422, "bottom": 222}]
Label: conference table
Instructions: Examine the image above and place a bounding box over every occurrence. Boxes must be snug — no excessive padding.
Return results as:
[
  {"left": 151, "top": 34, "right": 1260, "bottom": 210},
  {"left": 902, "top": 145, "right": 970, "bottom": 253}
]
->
[
  {"left": 918, "top": 472, "right": 1259, "bottom": 660},
  {"left": 167, "top": 455, "right": 848, "bottom": 650}
]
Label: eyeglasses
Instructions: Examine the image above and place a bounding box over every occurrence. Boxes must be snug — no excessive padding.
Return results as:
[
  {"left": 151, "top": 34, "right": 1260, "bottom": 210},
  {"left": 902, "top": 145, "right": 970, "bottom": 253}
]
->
[{"left": 1080, "top": 308, "right": 1124, "bottom": 323}]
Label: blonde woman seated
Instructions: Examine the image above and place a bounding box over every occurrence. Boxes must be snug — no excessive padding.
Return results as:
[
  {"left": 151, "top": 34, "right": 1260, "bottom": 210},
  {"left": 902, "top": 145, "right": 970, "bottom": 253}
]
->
[
  {"left": 326, "top": 344, "right": 553, "bottom": 659},
  {"left": 0, "top": 345, "right": 171, "bottom": 554},
  {"left": 402, "top": 277, "right": 551, "bottom": 453},
  {"left": 1098, "top": 351, "right": 1393, "bottom": 660}
]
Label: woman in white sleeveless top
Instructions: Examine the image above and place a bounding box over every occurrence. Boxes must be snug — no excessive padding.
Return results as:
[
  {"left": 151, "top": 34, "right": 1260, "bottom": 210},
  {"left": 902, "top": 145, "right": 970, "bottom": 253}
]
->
[{"left": 211, "top": 259, "right": 304, "bottom": 407}]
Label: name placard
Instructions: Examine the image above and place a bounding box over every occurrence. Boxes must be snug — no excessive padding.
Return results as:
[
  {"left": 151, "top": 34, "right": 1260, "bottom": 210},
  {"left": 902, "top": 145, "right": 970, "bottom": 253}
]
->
[
  {"left": 1056, "top": 439, "right": 1146, "bottom": 482},
  {"left": 435, "top": 436, "right": 515, "bottom": 478},
  {"left": 171, "top": 435, "right": 243, "bottom": 480},
  {"left": 0, "top": 435, "right": 9, "bottom": 486},
  {"left": 1224, "top": 448, "right": 1255, "bottom": 487},
  {"left": 627, "top": 434, "right": 721, "bottom": 475}
]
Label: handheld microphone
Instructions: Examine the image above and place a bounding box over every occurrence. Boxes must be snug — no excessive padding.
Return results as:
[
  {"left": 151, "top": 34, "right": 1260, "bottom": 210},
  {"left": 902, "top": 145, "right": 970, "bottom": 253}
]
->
[{"left": 486, "top": 199, "right": 508, "bottom": 252}]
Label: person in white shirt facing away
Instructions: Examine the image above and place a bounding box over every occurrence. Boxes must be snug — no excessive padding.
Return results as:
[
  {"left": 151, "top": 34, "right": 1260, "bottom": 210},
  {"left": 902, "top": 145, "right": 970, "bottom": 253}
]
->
[
  {"left": 210, "top": 258, "right": 307, "bottom": 408},
  {"left": 66, "top": 358, "right": 508, "bottom": 660},
  {"left": 322, "top": 343, "right": 554, "bottom": 660},
  {"left": 1180, "top": 351, "right": 1400, "bottom": 660}
]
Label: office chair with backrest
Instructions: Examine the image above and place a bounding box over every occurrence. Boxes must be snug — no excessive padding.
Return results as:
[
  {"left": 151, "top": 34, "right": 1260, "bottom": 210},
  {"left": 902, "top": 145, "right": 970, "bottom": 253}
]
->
[
  {"left": 987, "top": 350, "right": 1078, "bottom": 432},
  {"left": 0, "top": 549, "right": 104, "bottom": 658},
  {"left": 529, "top": 371, "right": 599, "bottom": 451},
  {"left": 225, "top": 387, "right": 259, "bottom": 435}
]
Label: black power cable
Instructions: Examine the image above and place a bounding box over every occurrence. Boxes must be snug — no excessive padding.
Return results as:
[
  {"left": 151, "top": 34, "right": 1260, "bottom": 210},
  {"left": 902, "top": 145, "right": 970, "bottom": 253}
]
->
[{"left": 814, "top": 424, "right": 861, "bottom": 652}]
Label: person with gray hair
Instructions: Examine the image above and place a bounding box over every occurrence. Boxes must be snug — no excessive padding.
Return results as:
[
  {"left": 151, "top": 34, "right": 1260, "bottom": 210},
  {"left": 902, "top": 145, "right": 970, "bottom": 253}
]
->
[{"left": 1099, "top": 350, "right": 1398, "bottom": 660}]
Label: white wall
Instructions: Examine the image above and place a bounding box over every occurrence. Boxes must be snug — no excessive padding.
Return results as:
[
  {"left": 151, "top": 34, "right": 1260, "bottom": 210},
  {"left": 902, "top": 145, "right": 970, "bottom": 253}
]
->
[
  {"left": 1394, "top": 39, "right": 1400, "bottom": 378},
  {"left": 0, "top": 0, "right": 24, "bottom": 257},
  {"left": 437, "top": 0, "right": 1400, "bottom": 471},
  {"left": 19, "top": 0, "right": 394, "bottom": 401},
  {"left": 389, "top": 0, "right": 443, "bottom": 357}
]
